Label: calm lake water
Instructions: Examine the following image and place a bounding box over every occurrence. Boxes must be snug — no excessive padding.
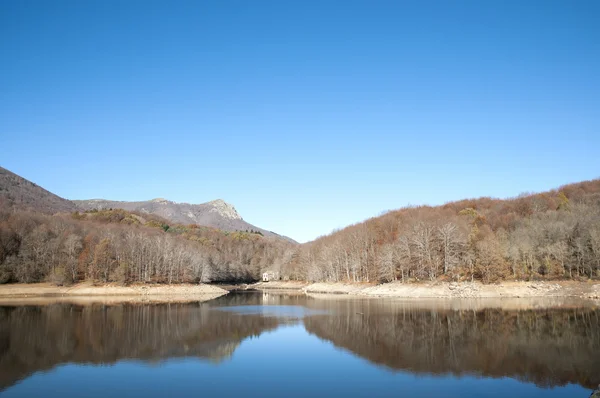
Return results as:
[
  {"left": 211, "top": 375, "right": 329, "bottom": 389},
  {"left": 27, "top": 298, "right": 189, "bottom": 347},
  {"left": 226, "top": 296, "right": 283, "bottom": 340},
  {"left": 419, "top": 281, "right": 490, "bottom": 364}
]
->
[{"left": 1, "top": 291, "right": 599, "bottom": 398}]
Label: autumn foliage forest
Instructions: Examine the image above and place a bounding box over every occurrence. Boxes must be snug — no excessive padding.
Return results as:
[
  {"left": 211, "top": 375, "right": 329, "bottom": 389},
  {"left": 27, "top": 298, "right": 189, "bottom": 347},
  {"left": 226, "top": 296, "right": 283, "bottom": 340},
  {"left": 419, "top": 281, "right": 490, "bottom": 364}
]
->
[
  {"left": 0, "top": 205, "right": 295, "bottom": 285},
  {"left": 280, "top": 179, "right": 600, "bottom": 283},
  {"left": 0, "top": 179, "right": 599, "bottom": 285}
]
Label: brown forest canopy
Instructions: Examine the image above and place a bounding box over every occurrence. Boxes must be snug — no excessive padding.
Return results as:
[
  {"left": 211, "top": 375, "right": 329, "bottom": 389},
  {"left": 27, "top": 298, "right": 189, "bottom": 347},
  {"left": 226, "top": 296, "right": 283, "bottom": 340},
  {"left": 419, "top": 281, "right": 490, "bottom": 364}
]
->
[
  {"left": 278, "top": 179, "right": 600, "bottom": 283},
  {"left": 1, "top": 178, "right": 599, "bottom": 285},
  {"left": 0, "top": 206, "right": 295, "bottom": 284}
]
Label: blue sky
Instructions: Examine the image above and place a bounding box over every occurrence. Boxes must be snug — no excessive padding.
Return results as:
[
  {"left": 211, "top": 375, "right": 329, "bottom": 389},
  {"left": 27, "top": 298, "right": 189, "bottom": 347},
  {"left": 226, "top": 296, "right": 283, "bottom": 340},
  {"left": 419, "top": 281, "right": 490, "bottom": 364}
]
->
[{"left": 1, "top": 0, "right": 599, "bottom": 243}]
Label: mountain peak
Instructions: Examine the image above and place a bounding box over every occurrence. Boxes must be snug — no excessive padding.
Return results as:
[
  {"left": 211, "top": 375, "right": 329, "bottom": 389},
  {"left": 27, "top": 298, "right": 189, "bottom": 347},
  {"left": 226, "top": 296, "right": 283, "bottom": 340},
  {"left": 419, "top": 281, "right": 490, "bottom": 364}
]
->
[
  {"left": 151, "top": 198, "right": 171, "bottom": 204},
  {"left": 207, "top": 199, "right": 242, "bottom": 220}
]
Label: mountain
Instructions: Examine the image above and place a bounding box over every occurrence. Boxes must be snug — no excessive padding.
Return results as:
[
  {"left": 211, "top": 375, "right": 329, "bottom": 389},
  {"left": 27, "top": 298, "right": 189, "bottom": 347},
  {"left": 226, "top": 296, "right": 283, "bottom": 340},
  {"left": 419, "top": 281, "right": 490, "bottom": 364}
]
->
[
  {"left": 0, "top": 166, "right": 76, "bottom": 214},
  {"left": 74, "top": 198, "right": 295, "bottom": 242},
  {"left": 0, "top": 166, "right": 295, "bottom": 243}
]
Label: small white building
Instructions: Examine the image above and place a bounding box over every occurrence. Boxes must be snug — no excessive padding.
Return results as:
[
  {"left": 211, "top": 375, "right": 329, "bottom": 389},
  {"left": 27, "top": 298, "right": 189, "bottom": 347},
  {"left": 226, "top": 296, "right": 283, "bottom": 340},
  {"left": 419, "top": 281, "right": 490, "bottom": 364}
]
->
[{"left": 262, "top": 271, "right": 278, "bottom": 282}]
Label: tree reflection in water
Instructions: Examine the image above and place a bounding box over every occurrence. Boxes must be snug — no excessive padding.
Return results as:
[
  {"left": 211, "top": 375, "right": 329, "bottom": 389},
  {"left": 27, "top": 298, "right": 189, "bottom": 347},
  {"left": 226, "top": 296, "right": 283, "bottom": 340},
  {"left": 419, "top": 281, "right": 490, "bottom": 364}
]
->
[{"left": 0, "top": 292, "right": 598, "bottom": 391}]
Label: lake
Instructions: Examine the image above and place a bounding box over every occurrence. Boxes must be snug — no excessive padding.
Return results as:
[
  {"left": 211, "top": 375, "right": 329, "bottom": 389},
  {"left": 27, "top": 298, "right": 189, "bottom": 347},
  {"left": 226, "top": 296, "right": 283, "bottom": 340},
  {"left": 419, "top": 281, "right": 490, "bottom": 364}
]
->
[{"left": 0, "top": 291, "right": 599, "bottom": 397}]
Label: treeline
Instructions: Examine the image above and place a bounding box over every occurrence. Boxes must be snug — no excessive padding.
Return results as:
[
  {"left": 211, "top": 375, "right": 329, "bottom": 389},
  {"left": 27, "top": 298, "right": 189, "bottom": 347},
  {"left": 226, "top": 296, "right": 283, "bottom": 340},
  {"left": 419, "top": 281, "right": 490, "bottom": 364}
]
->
[
  {"left": 2, "top": 179, "right": 599, "bottom": 286},
  {"left": 279, "top": 179, "right": 600, "bottom": 283},
  {"left": 0, "top": 206, "right": 295, "bottom": 285}
]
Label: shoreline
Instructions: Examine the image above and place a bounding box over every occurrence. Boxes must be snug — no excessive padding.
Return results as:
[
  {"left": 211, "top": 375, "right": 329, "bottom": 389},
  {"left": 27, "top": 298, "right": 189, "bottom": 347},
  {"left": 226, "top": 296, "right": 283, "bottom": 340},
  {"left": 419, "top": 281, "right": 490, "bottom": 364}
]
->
[
  {"left": 1, "top": 280, "right": 599, "bottom": 303},
  {"left": 0, "top": 282, "right": 228, "bottom": 305},
  {"left": 252, "top": 280, "right": 600, "bottom": 299}
]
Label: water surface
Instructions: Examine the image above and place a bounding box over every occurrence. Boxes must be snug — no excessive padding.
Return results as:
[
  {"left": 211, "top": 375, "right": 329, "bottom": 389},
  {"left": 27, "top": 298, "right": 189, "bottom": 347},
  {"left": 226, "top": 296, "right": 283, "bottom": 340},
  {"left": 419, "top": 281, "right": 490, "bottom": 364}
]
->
[{"left": 1, "top": 291, "right": 599, "bottom": 397}]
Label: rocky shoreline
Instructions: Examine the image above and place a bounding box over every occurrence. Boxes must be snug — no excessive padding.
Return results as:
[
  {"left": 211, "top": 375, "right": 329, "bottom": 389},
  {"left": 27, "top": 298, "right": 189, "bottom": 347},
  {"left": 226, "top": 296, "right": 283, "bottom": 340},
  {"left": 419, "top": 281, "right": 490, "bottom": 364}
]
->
[
  {"left": 252, "top": 280, "right": 600, "bottom": 300},
  {"left": 2, "top": 280, "right": 598, "bottom": 304}
]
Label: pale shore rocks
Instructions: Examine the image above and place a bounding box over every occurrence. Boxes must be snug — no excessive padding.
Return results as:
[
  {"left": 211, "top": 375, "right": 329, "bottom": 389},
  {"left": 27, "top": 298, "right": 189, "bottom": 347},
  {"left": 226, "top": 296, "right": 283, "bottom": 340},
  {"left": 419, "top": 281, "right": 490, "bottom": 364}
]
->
[{"left": 254, "top": 280, "right": 600, "bottom": 300}]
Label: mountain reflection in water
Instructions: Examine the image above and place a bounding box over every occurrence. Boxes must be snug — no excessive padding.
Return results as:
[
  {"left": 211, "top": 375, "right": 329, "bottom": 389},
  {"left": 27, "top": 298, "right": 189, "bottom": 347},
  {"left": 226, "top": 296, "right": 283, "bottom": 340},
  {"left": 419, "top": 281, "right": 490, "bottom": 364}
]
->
[{"left": 0, "top": 291, "right": 598, "bottom": 396}]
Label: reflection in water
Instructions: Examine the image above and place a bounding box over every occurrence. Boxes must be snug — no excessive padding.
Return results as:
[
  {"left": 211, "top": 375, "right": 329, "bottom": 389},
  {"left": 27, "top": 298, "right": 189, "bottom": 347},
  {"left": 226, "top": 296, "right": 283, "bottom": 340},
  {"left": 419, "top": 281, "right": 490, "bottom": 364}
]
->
[
  {"left": 303, "top": 302, "right": 600, "bottom": 389},
  {"left": 0, "top": 292, "right": 599, "bottom": 393},
  {"left": 0, "top": 301, "right": 279, "bottom": 390}
]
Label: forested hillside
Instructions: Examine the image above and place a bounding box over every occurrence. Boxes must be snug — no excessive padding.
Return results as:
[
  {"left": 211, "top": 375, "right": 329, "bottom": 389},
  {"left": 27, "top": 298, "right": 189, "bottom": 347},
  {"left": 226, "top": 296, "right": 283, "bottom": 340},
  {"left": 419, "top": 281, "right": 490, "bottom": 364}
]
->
[
  {"left": 0, "top": 167, "right": 76, "bottom": 214},
  {"left": 1, "top": 171, "right": 599, "bottom": 286},
  {"left": 0, "top": 166, "right": 299, "bottom": 286},
  {"left": 0, "top": 206, "right": 295, "bottom": 285},
  {"left": 0, "top": 166, "right": 294, "bottom": 244},
  {"left": 279, "top": 179, "right": 600, "bottom": 283}
]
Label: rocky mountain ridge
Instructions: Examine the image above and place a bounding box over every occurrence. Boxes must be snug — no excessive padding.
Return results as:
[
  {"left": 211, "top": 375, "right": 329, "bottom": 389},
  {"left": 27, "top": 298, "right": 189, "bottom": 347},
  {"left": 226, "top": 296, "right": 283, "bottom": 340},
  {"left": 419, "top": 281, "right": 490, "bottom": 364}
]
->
[
  {"left": 0, "top": 166, "right": 295, "bottom": 243},
  {"left": 74, "top": 197, "right": 294, "bottom": 242}
]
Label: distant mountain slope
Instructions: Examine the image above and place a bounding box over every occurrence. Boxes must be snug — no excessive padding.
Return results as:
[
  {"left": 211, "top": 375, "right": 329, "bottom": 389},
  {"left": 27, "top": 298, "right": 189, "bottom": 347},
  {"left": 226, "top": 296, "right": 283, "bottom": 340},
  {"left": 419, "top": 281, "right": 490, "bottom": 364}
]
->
[
  {"left": 0, "top": 166, "right": 76, "bottom": 214},
  {"left": 74, "top": 198, "right": 296, "bottom": 243},
  {"left": 0, "top": 166, "right": 295, "bottom": 243}
]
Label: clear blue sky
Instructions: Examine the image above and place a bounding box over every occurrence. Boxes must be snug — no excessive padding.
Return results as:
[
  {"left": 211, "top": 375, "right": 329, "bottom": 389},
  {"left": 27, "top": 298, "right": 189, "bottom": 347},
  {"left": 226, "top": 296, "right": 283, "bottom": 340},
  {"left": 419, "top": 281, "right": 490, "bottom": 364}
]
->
[{"left": 1, "top": 1, "right": 599, "bottom": 243}]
